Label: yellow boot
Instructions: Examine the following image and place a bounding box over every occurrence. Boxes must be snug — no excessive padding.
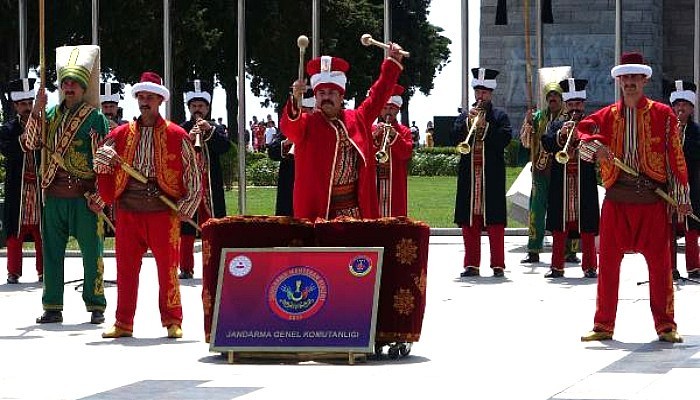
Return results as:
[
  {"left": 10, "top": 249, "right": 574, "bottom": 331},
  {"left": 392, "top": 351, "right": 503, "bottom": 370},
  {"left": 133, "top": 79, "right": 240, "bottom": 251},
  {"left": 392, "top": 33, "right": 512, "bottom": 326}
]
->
[
  {"left": 580, "top": 330, "right": 613, "bottom": 342},
  {"left": 167, "top": 324, "right": 183, "bottom": 339},
  {"left": 102, "top": 325, "right": 133, "bottom": 339},
  {"left": 658, "top": 330, "right": 683, "bottom": 343}
]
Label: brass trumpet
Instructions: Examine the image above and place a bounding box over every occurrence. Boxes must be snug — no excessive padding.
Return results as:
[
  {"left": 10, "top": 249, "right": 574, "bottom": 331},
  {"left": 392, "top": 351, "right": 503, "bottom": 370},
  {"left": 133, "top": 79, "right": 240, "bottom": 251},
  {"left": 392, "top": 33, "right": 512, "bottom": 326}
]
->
[
  {"left": 554, "top": 121, "right": 577, "bottom": 164},
  {"left": 456, "top": 101, "right": 488, "bottom": 155},
  {"left": 375, "top": 124, "right": 393, "bottom": 164},
  {"left": 192, "top": 117, "right": 204, "bottom": 152}
]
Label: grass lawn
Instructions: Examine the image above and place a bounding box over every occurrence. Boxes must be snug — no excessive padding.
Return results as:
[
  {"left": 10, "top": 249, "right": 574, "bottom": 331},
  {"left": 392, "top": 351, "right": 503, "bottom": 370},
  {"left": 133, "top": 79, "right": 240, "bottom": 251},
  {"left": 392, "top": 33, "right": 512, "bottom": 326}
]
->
[
  {"left": 36, "top": 167, "right": 525, "bottom": 250},
  {"left": 224, "top": 166, "right": 525, "bottom": 228}
]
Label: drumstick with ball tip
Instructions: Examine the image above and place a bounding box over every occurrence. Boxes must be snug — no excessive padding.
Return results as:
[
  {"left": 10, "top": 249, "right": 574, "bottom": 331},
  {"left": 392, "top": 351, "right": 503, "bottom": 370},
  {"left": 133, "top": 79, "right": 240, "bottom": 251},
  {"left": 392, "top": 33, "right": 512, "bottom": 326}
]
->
[
  {"left": 360, "top": 34, "right": 410, "bottom": 57},
  {"left": 296, "top": 35, "right": 309, "bottom": 108}
]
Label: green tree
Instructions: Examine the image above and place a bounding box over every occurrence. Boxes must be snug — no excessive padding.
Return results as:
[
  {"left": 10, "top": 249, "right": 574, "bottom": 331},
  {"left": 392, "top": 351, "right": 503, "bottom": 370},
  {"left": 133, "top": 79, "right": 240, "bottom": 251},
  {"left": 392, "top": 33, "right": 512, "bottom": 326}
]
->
[{"left": 245, "top": 0, "right": 450, "bottom": 123}]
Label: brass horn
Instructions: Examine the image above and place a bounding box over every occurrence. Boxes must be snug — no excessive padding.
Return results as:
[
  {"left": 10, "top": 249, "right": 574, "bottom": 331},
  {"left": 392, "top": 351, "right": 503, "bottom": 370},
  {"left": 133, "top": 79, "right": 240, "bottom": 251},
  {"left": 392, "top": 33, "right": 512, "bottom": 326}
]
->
[
  {"left": 456, "top": 101, "right": 488, "bottom": 155},
  {"left": 375, "top": 124, "right": 393, "bottom": 164},
  {"left": 554, "top": 121, "right": 576, "bottom": 164}
]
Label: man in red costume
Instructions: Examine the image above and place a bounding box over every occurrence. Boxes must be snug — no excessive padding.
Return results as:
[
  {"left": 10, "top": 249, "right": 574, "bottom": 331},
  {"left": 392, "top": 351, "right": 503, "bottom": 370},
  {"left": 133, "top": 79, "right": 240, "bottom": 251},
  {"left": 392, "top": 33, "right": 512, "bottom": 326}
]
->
[
  {"left": 373, "top": 84, "right": 413, "bottom": 217},
  {"left": 578, "top": 52, "right": 690, "bottom": 343},
  {"left": 95, "top": 72, "right": 202, "bottom": 339},
  {"left": 280, "top": 43, "right": 405, "bottom": 220}
]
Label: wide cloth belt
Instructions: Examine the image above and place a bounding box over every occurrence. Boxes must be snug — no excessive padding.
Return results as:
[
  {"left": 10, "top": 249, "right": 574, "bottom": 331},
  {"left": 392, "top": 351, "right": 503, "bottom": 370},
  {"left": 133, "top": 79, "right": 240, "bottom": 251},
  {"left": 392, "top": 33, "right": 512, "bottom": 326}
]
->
[
  {"left": 605, "top": 170, "right": 663, "bottom": 204},
  {"left": 45, "top": 169, "right": 95, "bottom": 198},
  {"left": 329, "top": 183, "right": 358, "bottom": 212},
  {"left": 118, "top": 179, "right": 172, "bottom": 212}
]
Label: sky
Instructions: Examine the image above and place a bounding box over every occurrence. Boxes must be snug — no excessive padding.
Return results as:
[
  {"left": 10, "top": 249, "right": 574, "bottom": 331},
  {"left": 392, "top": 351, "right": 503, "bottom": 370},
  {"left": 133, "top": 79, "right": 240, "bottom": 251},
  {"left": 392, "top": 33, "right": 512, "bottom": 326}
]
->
[{"left": 43, "top": 0, "right": 479, "bottom": 144}]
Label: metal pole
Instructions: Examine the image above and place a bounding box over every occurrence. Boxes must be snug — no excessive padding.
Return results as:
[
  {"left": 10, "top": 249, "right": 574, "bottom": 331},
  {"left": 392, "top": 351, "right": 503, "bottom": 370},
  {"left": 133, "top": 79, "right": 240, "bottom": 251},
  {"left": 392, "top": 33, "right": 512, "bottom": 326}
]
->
[
  {"left": 695, "top": 0, "right": 699, "bottom": 121},
  {"left": 615, "top": 0, "right": 622, "bottom": 103},
  {"left": 237, "top": 0, "right": 247, "bottom": 214},
  {"left": 536, "top": 0, "right": 543, "bottom": 108},
  {"left": 461, "top": 0, "right": 468, "bottom": 111},
  {"left": 164, "top": 0, "right": 172, "bottom": 119},
  {"left": 19, "top": 0, "right": 27, "bottom": 78},
  {"left": 92, "top": 0, "right": 99, "bottom": 45},
  {"left": 312, "top": 0, "right": 320, "bottom": 58},
  {"left": 384, "top": 0, "right": 391, "bottom": 57}
]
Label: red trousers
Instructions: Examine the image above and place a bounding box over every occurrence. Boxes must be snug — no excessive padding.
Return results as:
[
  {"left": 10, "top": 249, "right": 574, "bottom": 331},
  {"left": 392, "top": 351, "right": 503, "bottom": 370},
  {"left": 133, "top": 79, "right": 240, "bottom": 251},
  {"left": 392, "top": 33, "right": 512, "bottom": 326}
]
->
[
  {"left": 114, "top": 209, "right": 182, "bottom": 332},
  {"left": 593, "top": 200, "right": 676, "bottom": 335},
  {"left": 6, "top": 224, "right": 43, "bottom": 278},
  {"left": 178, "top": 202, "right": 211, "bottom": 274},
  {"left": 551, "top": 222, "right": 597, "bottom": 271},
  {"left": 685, "top": 229, "right": 699, "bottom": 272},
  {"left": 461, "top": 215, "right": 505, "bottom": 269}
]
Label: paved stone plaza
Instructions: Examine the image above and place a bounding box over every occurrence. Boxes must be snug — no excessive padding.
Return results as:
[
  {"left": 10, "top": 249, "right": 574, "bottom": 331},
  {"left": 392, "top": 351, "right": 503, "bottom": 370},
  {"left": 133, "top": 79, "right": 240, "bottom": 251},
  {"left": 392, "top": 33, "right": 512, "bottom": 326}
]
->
[{"left": 1, "top": 234, "right": 699, "bottom": 400}]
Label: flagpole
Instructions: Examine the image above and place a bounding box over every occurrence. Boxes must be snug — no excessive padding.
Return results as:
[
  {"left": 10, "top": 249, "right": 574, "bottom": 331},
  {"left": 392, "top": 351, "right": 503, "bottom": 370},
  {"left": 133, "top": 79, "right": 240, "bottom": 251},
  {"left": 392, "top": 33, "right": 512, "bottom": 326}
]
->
[
  {"left": 164, "top": 0, "right": 172, "bottom": 119},
  {"left": 237, "top": 0, "right": 247, "bottom": 214},
  {"left": 19, "top": 0, "right": 27, "bottom": 78},
  {"left": 524, "top": 0, "right": 533, "bottom": 110},
  {"left": 92, "top": 0, "right": 98, "bottom": 45},
  {"left": 383, "top": 0, "right": 391, "bottom": 57},
  {"left": 312, "top": 0, "right": 320, "bottom": 58},
  {"left": 535, "top": 0, "right": 543, "bottom": 109},
  {"left": 39, "top": 0, "right": 46, "bottom": 170},
  {"left": 615, "top": 0, "right": 621, "bottom": 103},
  {"left": 694, "top": 0, "right": 699, "bottom": 121},
  {"left": 461, "top": 0, "right": 468, "bottom": 112}
]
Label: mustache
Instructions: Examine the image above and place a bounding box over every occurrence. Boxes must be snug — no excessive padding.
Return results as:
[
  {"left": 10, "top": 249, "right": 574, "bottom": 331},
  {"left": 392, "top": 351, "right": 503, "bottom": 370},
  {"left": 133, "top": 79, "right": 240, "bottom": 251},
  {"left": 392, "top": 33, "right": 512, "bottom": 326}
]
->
[
  {"left": 320, "top": 100, "right": 334, "bottom": 107},
  {"left": 139, "top": 105, "right": 151, "bottom": 110}
]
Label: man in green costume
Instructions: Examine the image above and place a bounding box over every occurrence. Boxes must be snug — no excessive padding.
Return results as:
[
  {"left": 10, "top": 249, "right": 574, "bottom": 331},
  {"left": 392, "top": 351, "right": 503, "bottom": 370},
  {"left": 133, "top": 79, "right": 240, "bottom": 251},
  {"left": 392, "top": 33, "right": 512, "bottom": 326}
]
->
[
  {"left": 520, "top": 81, "right": 578, "bottom": 263},
  {"left": 24, "top": 45, "right": 109, "bottom": 324}
]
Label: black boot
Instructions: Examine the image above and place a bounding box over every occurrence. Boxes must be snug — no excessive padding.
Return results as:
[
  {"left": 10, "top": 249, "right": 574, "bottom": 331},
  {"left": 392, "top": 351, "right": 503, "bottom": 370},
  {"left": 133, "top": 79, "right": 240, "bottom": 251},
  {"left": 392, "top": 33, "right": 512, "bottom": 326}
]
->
[
  {"left": 91, "top": 311, "right": 105, "bottom": 324},
  {"left": 36, "top": 311, "right": 63, "bottom": 324},
  {"left": 544, "top": 268, "right": 564, "bottom": 278},
  {"left": 520, "top": 253, "right": 539, "bottom": 263}
]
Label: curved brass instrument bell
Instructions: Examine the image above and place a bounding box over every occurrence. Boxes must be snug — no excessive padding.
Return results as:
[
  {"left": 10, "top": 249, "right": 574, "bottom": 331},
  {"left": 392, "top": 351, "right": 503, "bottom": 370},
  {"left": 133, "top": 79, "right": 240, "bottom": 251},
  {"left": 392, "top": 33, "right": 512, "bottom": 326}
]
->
[
  {"left": 375, "top": 124, "right": 392, "bottom": 164},
  {"left": 555, "top": 120, "right": 577, "bottom": 164},
  {"left": 457, "top": 101, "right": 488, "bottom": 155}
]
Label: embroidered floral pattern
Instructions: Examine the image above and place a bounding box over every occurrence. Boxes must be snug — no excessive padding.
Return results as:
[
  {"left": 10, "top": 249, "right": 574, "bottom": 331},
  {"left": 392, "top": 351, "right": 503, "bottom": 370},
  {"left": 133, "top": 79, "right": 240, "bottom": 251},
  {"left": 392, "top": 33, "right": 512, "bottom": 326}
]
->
[
  {"left": 393, "top": 287, "right": 415, "bottom": 316},
  {"left": 395, "top": 237, "right": 418, "bottom": 265},
  {"left": 94, "top": 256, "right": 105, "bottom": 296},
  {"left": 413, "top": 268, "right": 427, "bottom": 295}
]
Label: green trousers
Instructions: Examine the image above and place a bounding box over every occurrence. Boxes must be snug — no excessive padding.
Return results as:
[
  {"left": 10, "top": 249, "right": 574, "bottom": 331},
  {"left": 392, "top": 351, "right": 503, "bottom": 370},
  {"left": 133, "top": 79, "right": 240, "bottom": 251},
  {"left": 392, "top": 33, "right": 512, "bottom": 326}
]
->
[
  {"left": 527, "top": 172, "right": 579, "bottom": 255},
  {"left": 527, "top": 173, "right": 549, "bottom": 253},
  {"left": 41, "top": 196, "right": 106, "bottom": 312}
]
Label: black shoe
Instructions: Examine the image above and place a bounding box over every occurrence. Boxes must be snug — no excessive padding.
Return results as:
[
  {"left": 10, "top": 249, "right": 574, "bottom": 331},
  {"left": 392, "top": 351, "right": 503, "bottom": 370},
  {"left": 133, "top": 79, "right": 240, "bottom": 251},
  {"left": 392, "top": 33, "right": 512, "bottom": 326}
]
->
[
  {"left": 7, "top": 274, "right": 19, "bottom": 284},
  {"left": 90, "top": 311, "right": 105, "bottom": 324},
  {"left": 492, "top": 267, "right": 505, "bottom": 278},
  {"left": 38, "top": 274, "right": 43, "bottom": 283},
  {"left": 583, "top": 269, "right": 598, "bottom": 278},
  {"left": 520, "top": 253, "right": 540, "bottom": 263},
  {"left": 544, "top": 268, "right": 564, "bottom": 278},
  {"left": 565, "top": 254, "right": 581, "bottom": 263},
  {"left": 178, "top": 271, "right": 194, "bottom": 279},
  {"left": 36, "top": 311, "right": 63, "bottom": 324},
  {"left": 688, "top": 270, "right": 700, "bottom": 279},
  {"left": 672, "top": 268, "right": 681, "bottom": 281},
  {"left": 460, "top": 267, "right": 480, "bottom": 277}
]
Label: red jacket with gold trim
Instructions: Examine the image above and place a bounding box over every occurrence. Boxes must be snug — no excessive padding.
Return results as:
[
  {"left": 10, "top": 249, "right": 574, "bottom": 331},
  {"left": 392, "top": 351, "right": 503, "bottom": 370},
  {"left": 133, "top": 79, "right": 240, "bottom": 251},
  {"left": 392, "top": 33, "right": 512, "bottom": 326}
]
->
[
  {"left": 97, "top": 116, "right": 189, "bottom": 205},
  {"left": 280, "top": 58, "right": 403, "bottom": 220},
  {"left": 577, "top": 96, "right": 688, "bottom": 188}
]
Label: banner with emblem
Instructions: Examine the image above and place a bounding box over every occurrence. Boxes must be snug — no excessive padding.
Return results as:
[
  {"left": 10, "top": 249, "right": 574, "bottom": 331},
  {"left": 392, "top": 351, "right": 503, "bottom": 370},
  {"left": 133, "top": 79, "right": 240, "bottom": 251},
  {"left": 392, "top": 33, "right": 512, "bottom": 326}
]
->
[{"left": 210, "top": 247, "right": 383, "bottom": 353}]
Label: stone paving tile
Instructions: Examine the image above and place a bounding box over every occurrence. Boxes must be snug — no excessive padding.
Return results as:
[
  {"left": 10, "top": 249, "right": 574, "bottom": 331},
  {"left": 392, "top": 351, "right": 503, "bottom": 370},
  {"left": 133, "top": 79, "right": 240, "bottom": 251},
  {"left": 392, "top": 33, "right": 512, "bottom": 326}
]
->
[{"left": 1, "top": 236, "right": 700, "bottom": 400}]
